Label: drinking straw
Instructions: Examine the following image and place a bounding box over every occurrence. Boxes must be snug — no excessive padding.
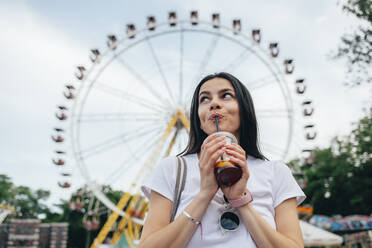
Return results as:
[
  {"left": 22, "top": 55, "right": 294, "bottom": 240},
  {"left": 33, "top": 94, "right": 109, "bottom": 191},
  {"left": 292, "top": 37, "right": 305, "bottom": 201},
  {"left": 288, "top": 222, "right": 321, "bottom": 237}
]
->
[
  {"left": 215, "top": 116, "right": 223, "bottom": 160},
  {"left": 215, "top": 116, "right": 219, "bottom": 132}
]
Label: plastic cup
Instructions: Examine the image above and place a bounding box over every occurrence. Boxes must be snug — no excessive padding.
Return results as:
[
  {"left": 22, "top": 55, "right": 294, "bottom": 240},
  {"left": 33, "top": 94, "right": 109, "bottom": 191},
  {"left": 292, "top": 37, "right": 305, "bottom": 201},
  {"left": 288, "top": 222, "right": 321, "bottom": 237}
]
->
[{"left": 204, "top": 132, "right": 242, "bottom": 186}]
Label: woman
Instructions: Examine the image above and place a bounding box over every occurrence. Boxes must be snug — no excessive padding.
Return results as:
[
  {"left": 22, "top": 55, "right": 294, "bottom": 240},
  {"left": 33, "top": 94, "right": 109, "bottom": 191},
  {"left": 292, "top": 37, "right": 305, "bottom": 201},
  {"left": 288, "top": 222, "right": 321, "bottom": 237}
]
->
[{"left": 140, "top": 72, "right": 305, "bottom": 247}]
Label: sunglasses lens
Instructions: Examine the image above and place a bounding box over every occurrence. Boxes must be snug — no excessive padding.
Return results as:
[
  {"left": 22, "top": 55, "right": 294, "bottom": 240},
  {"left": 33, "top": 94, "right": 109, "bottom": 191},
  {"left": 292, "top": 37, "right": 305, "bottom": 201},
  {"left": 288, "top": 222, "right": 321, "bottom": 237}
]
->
[{"left": 220, "top": 212, "right": 239, "bottom": 230}]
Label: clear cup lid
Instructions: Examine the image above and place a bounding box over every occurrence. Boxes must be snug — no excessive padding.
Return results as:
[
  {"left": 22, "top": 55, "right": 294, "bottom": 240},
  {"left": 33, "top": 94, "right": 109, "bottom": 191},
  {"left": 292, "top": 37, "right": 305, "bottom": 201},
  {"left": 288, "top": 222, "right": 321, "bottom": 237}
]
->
[{"left": 204, "top": 131, "right": 238, "bottom": 144}]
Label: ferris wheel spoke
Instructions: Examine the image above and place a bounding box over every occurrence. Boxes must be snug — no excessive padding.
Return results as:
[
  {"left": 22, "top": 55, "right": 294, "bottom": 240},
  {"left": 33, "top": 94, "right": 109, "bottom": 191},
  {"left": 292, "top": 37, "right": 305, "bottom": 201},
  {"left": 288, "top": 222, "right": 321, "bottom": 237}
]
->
[
  {"left": 221, "top": 49, "right": 250, "bottom": 72},
  {"left": 190, "top": 34, "right": 221, "bottom": 88},
  {"left": 179, "top": 28, "right": 184, "bottom": 105},
  {"left": 81, "top": 123, "right": 164, "bottom": 158},
  {"left": 107, "top": 130, "right": 163, "bottom": 185},
  {"left": 104, "top": 132, "right": 162, "bottom": 184},
  {"left": 249, "top": 78, "right": 277, "bottom": 90},
  {"left": 80, "top": 123, "right": 164, "bottom": 159},
  {"left": 94, "top": 81, "right": 166, "bottom": 113},
  {"left": 178, "top": 129, "right": 188, "bottom": 151},
  {"left": 132, "top": 116, "right": 179, "bottom": 192},
  {"left": 183, "top": 34, "right": 221, "bottom": 103},
  {"left": 145, "top": 36, "right": 176, "bottom": 105},
  {"left": 165, "top": 128, "right": 179, "bottom": 156},
  {"left": 256, "top": 109, "right": 291, "bottom": 118},
  {"left": 77, "top": 112, "right": 163, "bottom": 123},
  {"left": 246, "top": 71, "right": 281, "bottom": 90},
  {"left": 115, "top": 56, "right": 170, "bottom": 108}
]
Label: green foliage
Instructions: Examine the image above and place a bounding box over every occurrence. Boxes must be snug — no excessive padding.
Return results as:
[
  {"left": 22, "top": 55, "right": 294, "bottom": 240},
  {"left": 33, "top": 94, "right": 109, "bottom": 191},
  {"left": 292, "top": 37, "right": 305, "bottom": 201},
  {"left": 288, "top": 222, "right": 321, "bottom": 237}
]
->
[
  {"left": 0, "top": 175, "right": 13, "bottom": 204},
  {"left": 300, "top": 109, "right": 372, "bottom": 215},
  {"left": 0, "top": 176, "right": 51, "bottom": 219},
  {"left": 12, "top": 186, "right": 51, "bottom": 218},
  {"left": 333, "top": 0, "right": 372, "bottom": 86},
  {"left": 342, "top": 0, "right": 372, "bottom": 22}
]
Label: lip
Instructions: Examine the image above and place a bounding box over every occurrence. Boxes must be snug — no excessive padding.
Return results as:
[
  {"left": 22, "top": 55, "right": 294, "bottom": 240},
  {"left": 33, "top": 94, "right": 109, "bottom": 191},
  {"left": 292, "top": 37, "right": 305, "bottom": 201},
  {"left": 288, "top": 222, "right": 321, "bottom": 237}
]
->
[{"left": 208, "top": 113, "right": 224, "bottom": 122}]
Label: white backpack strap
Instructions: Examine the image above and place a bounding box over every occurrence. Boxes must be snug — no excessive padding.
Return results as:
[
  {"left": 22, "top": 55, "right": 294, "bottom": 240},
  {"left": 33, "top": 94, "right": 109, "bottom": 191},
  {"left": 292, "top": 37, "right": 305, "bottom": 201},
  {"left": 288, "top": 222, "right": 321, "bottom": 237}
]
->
[{"left": 170, "top": 156, "right": 187, "bottom": 222}]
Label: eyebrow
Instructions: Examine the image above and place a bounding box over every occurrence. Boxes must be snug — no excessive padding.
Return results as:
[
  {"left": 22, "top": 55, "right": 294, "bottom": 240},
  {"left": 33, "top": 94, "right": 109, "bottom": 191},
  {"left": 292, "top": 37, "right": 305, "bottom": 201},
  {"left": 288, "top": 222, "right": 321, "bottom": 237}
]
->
[{"left": 199, "top": 88, "right": 234, "bottom": 96}]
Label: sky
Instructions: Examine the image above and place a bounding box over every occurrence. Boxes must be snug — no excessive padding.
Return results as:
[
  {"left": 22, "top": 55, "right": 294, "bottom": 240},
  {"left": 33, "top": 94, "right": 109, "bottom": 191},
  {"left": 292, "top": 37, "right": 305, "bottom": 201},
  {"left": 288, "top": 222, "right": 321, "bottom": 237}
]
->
[{"left": 1, "top": 0, "right": 371, "bottom": 209}]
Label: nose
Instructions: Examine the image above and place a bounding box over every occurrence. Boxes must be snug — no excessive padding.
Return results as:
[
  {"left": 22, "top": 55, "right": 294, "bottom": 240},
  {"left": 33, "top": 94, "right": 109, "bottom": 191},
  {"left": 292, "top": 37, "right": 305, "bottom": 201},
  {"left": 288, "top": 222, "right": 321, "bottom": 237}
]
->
[{"left": 209, "top": 98, "right": 221, "bottom": 111}]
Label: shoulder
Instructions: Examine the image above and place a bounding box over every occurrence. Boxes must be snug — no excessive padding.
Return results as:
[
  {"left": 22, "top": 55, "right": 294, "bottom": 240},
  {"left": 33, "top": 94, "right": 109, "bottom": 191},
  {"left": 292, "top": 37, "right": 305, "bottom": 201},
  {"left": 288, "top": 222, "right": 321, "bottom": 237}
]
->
[
  {"left": 182, "top": 153, "right": 198, "bottom": 164},
  {"left": 247, "top": 157, "right": 305, "bottom": 207},
  {"left": 248, "top": 157, "right": 291, "bottom": 173},
  {"left": 271, "top": 161, "right": 293, "bottom": 177},
  {"left": 247, "top": 156, "right": 276, "bottom": 172},
  {"left": 158, "top": 156, "right": 178, "bottom": 168},
  {"left": 151, "top": 156, "right": 178, "bottom": 174},
  {"left": 248, "top": 158, "right": 295, "bottom": 185},
  {"left": 141, "top": 156, "right": 178, "bottom": 200},
  {"left": 155, "top": 154, "right": 197, "bottom": 175}
]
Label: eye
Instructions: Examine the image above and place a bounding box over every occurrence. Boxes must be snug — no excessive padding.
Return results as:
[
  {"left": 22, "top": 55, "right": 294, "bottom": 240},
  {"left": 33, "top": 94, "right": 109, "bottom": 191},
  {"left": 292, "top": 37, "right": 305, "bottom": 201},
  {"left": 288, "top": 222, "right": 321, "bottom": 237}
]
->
[
  {"left": 199, "top": 96, "right": 209, "bottom": 103},
  {"left": 222, "top": 92, "right": 234, "bottom": 99}
]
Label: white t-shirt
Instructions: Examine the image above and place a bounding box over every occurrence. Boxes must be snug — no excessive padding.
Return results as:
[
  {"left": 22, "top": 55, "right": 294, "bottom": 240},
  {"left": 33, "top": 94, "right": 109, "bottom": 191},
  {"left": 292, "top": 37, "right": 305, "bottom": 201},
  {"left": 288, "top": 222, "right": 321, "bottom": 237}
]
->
[{"left": 141, "top": 153, "right": 305, "bottom": 248}]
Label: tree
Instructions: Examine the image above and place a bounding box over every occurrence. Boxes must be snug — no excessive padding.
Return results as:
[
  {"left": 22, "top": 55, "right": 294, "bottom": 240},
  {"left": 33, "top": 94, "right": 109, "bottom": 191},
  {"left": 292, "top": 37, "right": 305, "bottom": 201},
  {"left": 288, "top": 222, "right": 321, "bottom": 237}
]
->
[
  {"left": 13, "top": 187, "right": 51, "bottom": 218},
  {"left": 0, "top": 175, "right": 13, "bottom": 204},
  {"left": 298, "top": 109, "right": 372, "bottom": 215},
  {"left": 333, "top": 0, "right": 372, "bottom": 86},
  {"left": 0, "top": 175, "right": 51, "bottom": 219}
]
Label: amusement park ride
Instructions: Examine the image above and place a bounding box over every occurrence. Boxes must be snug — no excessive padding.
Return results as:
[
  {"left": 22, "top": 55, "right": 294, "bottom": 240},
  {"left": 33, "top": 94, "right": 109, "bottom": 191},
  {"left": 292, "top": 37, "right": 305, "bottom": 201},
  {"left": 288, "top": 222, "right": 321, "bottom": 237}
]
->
[
  {"left": 51, "top": 11, "right": 317, "bottom": 247},
  {"left": 0, "top": 204, "right": 15, "bottom": 224}
]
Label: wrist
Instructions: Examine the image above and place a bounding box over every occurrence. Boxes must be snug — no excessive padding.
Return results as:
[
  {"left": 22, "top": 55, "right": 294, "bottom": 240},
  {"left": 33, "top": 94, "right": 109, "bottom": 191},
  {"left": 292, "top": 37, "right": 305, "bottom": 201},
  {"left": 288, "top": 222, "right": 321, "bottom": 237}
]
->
[
  {"left": 228, "top": 188, "right": 253, "bottom": 208},
  {"left": 197, "top": 190, "right": 215, "bottom": 202},
  {"left": 227, "top": 190, "right": 247, "bottom": 201},
  {"left": 236, "top": 200, "right": 253, "bottom": 211}
]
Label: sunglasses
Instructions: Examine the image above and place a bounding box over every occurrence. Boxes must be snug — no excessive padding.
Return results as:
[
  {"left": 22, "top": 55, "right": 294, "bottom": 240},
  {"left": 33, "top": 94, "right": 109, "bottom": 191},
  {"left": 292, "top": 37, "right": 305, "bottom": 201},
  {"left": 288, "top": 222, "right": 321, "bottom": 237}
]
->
[{"left": 219, "top": 195, "right": 240, "bottom": 232}]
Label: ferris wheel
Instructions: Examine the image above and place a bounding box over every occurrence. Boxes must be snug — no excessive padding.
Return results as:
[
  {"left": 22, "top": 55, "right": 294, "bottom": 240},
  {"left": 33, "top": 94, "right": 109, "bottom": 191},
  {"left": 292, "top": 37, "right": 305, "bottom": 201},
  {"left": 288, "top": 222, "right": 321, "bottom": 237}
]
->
[{"left": 51, "top": 10, "right": 316, "bottom": 247}]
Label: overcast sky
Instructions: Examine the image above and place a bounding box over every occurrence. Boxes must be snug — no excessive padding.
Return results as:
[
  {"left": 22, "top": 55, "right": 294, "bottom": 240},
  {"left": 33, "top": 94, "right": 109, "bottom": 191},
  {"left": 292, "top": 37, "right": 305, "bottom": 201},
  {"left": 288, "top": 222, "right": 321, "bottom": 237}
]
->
[{"left": 1, "top": 0, "right": 371, "bottom": 207}]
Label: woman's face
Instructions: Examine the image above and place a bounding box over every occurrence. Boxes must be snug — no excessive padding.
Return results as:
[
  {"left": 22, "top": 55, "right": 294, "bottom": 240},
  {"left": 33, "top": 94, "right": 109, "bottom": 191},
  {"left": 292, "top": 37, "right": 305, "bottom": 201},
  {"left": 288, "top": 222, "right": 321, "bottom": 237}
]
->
[{"left": 198, "top": 78, "right": 240, "bottom": 139}]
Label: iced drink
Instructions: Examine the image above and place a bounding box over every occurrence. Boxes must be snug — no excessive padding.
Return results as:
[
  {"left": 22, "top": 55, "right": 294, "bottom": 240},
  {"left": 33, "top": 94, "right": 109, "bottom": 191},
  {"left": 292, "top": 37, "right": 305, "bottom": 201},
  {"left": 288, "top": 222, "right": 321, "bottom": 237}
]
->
[{"left": 204, "top": 131, "right": 242, "bottom": 186}]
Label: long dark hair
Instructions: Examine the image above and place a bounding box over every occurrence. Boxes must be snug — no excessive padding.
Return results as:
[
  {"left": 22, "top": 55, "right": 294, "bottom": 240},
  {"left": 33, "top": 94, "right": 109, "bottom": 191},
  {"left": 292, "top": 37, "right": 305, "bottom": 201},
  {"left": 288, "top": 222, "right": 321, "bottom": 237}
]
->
[{"left": 180, "top": 72, "right": 266, "bottom": 160}]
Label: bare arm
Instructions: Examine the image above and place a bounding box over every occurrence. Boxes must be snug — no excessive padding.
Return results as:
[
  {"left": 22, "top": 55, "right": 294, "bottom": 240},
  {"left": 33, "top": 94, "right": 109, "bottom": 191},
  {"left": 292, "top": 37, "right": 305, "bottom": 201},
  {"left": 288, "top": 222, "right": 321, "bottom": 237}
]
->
[
  {"left": 139, "top": 190, "right": 212, "bottom": 248},
  {"left": 237, "top": 197, "right": 304, "bottom": 248},
  {"left": 139, "top": 135, "right": 226, "bottom": 248}
]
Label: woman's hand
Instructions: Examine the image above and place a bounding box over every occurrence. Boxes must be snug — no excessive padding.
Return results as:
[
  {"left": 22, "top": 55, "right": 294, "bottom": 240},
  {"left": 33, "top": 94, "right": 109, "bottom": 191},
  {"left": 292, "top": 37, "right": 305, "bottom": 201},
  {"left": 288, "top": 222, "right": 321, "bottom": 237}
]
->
[
  {"left": 198, "top": 134, "right": 226, "bottom": 200},
  {"left": 220, "top": 143, "right": 250, "bottom": 200}
]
